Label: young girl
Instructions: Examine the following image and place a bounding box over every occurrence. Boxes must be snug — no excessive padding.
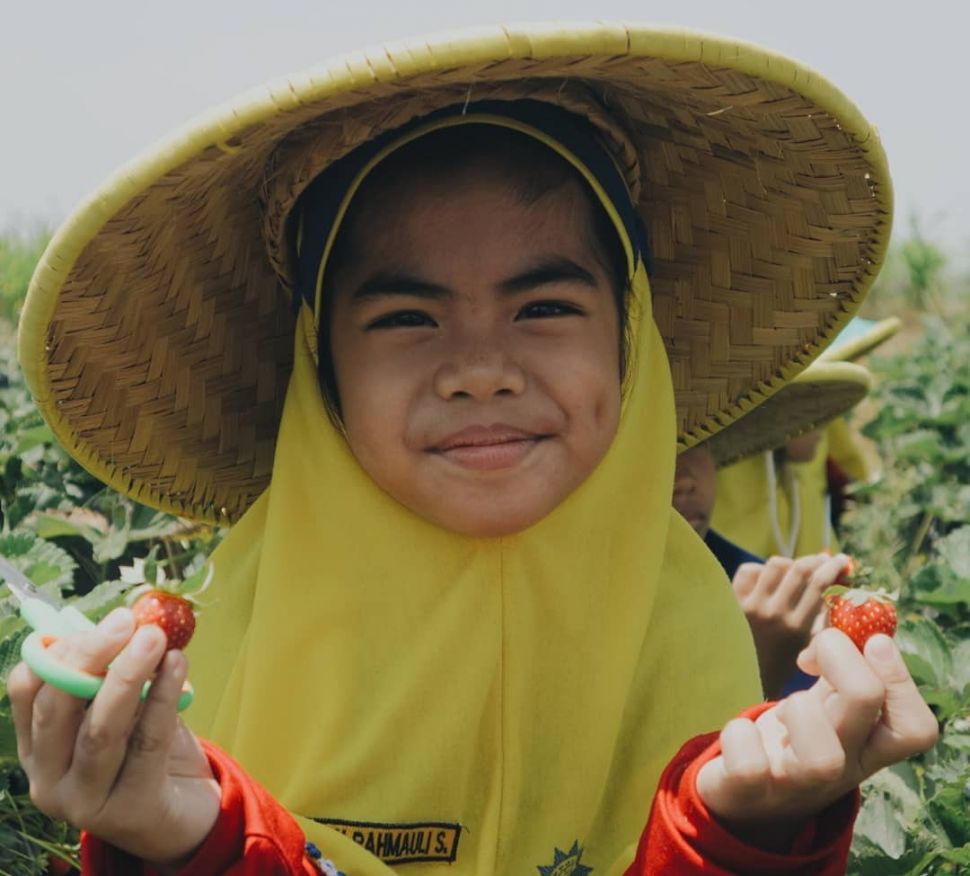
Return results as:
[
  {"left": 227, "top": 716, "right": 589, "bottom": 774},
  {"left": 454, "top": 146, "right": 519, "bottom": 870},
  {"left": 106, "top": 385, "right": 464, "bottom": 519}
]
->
[{"left": 9, "top": 23, "right": 937, "bottom": 875}]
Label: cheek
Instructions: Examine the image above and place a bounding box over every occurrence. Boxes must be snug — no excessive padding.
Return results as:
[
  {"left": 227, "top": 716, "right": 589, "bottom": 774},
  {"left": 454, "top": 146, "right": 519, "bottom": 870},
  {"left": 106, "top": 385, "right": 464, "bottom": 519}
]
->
[
  {"left": 330, "top": 335, "right": 412, "bottom": 460},
  {"left": 541, "top": 328, "right": 621, "bottom": 443}
]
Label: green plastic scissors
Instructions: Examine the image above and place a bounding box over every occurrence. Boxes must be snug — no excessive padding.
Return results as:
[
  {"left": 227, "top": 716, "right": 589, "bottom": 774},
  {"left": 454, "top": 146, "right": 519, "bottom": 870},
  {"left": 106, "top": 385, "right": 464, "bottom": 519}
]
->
[{"left": 0, "top": 557, "right": 193, "bottom": 711}]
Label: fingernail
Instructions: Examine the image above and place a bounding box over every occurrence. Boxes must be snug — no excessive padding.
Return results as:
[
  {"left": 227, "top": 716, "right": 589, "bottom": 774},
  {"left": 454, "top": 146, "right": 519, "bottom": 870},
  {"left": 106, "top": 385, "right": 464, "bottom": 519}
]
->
[
  {"left": 866, "top": 634, "right": 896, "bottom": 662},
  {"left": 132, "top": 626, "right": 162, "bottom": 656}
]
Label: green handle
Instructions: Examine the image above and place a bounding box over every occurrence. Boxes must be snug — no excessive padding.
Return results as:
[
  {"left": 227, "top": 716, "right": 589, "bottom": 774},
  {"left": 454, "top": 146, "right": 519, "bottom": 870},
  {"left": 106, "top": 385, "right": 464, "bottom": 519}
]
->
[{"left": 21, "top": 630, "right": 193, "bottom": 711}]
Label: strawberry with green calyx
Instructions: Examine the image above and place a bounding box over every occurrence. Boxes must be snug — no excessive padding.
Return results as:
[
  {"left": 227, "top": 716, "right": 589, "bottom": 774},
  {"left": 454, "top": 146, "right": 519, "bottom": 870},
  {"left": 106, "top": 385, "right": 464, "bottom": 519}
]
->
[
  {"left": 126, "top": 562, "right": 213, "bottom": 652},
  {"left": 824, "top": 585, "right": 898, "bottom": 651},
  {"left": 130, "top": 590, "right": 196, "bottom": 651}
]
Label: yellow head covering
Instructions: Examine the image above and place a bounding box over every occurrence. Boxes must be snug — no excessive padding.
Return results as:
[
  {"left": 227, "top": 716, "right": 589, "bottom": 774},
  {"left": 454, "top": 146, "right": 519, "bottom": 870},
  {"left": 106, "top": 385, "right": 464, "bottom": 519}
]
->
[
  {"left": 826, "top": 416, "right": 871, "bottom": 483},
  {"left": 185, "top": 109, "right": 760, "bottom": 874},
  {"left": 712, "top": 433, "right": 839, "bottom": 559}
]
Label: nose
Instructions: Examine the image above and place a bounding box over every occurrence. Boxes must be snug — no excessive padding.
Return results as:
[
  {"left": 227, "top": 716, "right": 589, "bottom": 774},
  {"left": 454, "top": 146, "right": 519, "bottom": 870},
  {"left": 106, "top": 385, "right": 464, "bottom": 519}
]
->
[{"left": 433, "top": 338, "right": 527, "bottom": 401}]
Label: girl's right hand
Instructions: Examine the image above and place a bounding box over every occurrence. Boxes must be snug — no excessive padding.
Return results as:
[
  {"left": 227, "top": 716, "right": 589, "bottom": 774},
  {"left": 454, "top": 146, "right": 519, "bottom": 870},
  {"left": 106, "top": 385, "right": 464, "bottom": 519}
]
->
[
  {"left": 7, "top": 607, "right": 220, "bottom": 870},
  {"left": 695, "top": 628, "right": 939, "bottom": 849}
]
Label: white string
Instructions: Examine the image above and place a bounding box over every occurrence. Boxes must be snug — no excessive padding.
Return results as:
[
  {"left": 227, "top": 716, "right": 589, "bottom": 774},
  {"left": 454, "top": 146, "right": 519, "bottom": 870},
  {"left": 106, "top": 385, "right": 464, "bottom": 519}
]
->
[
  {"left": 765, "top": 451, "right": 801, "bottom": 558},
  {"left": 823, "top": 492, "right": 833, "bottom": 551}
]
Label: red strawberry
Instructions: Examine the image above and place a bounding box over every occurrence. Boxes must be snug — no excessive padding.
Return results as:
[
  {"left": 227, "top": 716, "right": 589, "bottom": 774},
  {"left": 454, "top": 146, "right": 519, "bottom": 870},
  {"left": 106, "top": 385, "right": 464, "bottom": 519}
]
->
[
  {"left": 130, "top": 589, "right": 197, "bottom": 651},
  {"left": 824, "top": 586, "right": 897, "bottom": 651}
]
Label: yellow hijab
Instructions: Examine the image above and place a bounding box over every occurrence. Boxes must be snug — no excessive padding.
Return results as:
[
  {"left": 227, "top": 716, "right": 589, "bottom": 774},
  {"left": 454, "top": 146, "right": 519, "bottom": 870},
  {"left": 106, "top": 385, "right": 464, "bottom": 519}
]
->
[
  {"left": 712, "top": 433, "right": 838, "bottom": 559},
  {"left": 186, "top": 110, "right": 760, "bottom": 875}
]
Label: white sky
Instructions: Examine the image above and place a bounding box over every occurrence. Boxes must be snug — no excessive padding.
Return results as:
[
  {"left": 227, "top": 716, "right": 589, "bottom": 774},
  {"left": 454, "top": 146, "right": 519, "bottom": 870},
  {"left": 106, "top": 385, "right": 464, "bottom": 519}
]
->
[{"left": 2, "top": 0, "right": 967, "bottom": 254}]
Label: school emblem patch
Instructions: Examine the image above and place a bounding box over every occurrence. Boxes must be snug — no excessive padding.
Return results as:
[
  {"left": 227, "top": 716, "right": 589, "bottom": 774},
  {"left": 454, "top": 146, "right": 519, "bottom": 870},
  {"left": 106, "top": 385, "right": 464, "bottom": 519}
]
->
[{"left": 537, "top": 840, "right": 593, "bottom": 876}]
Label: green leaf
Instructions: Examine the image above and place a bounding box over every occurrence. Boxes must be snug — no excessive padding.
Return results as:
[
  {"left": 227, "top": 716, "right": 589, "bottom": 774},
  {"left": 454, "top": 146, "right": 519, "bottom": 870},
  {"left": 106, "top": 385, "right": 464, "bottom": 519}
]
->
[
  {"left": 0, "top": 698, "right": 18, "bottom": 763},
  {"left": 893, "top": 429, "right": 942, "bottom": 463},
  {"left": 950, "top": 639, "right": 970, "bottom": 693},
  {"left": 938, "top": 525, "right": 970, "bottom": 580},
  {"left": 10, "top": 424, "right": 54, "bottom": 457},
  {"left": 0, "top": 533, "right": 75, "bottom": 593},
  {"left": 896, "top": 618, "right": 953, "bottom": 689},
  {"left": 854, "top": 790, "right": 908, "bottom": 859},
  {"left": 0, "top": 626, "right": 28, "bottom": 685},
  {"left": 69, "top": 580, "right": 130, "bottom": 620}
]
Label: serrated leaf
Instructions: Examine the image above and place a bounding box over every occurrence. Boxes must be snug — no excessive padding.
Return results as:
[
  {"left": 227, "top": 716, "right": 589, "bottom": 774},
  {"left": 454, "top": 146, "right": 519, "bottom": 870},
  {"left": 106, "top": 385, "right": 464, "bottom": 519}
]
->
[
  {"left": 854, "top": 791, "right": 908, "bottom": 859},
  {"left": 896, "top": 618, "right": 953, "bottom": 689},
  {"left": 29, "top": 508, "right": 109, "bottom": 544},
  {"left": 69, "top": 580, "right": 130, "bottom": 620},
  {"left": 92, "top": 526, "right": 130, "bottom": 563},
  {"left": 938, "top": 525, "right": 970, "bottom": 580}
]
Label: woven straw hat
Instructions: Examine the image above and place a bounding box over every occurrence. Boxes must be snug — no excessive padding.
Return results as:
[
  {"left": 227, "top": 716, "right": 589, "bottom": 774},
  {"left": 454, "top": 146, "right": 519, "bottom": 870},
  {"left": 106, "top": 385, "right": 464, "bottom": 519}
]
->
[
  {"left": 18, "top": 23, "right": 892, "bottom": 523},
  {"left": 705, "top": 360, "right": 872, "bottom": 466},
  {"left": 818, "top": 315, "right": 901, "bottom": 362}
]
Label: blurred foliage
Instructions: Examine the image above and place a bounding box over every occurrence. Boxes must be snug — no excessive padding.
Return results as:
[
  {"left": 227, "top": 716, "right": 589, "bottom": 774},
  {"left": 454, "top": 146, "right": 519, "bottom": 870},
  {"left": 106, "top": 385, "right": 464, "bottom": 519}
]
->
[
  {"left": 861, "top": 215, "right": 961, "bottom": 321},
  {"left": 0, "top": 289, "right": 222, "bottom": 872},
  {"left": 0, "top": 230, "right": 50, "bottom": 325},
  {"left": 842, "top": 313, "right": 970, "bottom": 874}
]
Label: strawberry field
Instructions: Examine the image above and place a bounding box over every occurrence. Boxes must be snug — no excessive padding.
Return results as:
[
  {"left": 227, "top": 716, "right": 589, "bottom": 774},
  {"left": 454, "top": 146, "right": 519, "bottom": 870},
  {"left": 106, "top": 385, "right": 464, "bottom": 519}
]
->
[{"left": 0, "top": 229, "right": 967, "bottom": 874}]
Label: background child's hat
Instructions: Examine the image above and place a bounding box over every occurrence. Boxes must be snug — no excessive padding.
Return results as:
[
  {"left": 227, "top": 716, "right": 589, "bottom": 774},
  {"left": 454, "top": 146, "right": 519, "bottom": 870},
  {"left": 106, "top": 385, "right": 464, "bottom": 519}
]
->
[
  {"left": 704, "top": 360, "right": 872, "bottom": 467},
  {"left": 818, "top": 315, "right": 902, "bottom": 362},
  {"left": 17, "top": 23, "right": 892, "bottom": 523}
]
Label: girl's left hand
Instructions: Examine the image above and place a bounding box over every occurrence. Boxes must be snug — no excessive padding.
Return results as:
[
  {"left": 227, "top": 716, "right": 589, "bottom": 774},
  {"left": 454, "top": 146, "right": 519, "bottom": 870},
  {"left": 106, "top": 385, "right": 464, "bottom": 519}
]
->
[{"left": 695, "top": 628, "right": 938, "bottom": 841}]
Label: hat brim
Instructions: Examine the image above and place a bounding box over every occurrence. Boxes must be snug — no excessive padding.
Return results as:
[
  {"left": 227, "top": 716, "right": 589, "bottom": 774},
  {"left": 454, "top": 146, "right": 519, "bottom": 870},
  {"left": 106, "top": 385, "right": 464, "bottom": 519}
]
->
[
  {"left": 18, "top": 22, "right": 892, "bottom": 522},
  {"left": 705, "top": 360, "right": 872, "bottom": 466},
  {"left": 818, "top": 316, "right": 901, "bottom": 362}
]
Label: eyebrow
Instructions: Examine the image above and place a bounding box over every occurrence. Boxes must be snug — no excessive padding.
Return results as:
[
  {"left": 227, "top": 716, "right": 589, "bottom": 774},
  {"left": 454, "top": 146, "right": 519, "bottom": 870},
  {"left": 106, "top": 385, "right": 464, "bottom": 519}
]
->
[{"left": 351, "top": 257, "right": 599, "bottom": 302}]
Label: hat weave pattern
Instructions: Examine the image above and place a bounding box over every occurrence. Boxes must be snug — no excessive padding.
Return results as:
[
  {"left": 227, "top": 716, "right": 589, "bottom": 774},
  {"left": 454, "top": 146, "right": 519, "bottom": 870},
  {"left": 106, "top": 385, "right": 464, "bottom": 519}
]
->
[{"left": 22, "top": 26, "right": 892, "bottom": 522}]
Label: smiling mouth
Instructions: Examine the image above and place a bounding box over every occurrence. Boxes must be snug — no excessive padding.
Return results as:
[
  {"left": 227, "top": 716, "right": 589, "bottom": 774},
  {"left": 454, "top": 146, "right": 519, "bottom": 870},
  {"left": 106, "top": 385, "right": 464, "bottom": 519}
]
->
[{"left": 431, "top": 426, "right": 549, "bottom": 471}]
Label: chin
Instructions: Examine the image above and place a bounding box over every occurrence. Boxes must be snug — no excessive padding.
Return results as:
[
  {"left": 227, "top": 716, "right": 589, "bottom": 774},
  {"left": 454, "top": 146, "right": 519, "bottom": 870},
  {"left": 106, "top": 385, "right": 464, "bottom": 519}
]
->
[
  {"left": 436, "top": 509, "right": 544, "bottom": 538},
  {"left": 421, "top": 495, "right": 557, "bottom": 539}
]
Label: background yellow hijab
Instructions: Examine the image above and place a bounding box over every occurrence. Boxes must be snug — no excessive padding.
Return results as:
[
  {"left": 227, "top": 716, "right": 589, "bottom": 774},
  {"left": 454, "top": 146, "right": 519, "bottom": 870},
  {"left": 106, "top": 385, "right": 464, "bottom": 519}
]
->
[
  {"left": 185, "top": 114, "right": 761, "bottom": 875},
  {"left": 712, "top": 435, "right": 838, "bottom": 559}
]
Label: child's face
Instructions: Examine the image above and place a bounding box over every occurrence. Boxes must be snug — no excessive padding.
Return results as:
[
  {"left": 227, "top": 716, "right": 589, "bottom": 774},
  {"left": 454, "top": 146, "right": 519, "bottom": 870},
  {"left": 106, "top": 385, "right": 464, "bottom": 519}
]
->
[
  {"left": 327, "top": 168, "right": 623, "bottom": 537},
  {"left": 673, "top": 445, "right": 716, "bottom": 537}
]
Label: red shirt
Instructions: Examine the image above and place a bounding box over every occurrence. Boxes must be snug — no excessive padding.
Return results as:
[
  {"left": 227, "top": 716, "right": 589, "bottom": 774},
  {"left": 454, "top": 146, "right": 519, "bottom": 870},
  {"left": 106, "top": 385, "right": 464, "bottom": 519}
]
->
[{"left": 81, "top": 705, "right": 857, "bottom": 875}]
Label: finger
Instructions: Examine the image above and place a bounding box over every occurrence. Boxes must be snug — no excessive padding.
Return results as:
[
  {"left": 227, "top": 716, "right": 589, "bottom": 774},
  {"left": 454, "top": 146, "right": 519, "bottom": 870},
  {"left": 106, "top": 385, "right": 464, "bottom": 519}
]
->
[
  {"left": 719, "top": 717, "right": 771, "bottom": 793},
  {"left": 750, "top": 557, "right": 793, "bottom": 602},
  {"left": 776, "top": 692, "right": 846, "bottom": 785},
  {"left": 731, "top": 563, "right": 763, "bottom": 600},
  {"left": 66, "top": 625, "right": 169, "bottom": 808},
  {"left": 111, "top": 649, "right": 188, "bottom": 797},
  {"left": 7, "top": 661, "right": 46, "bottom": 760},
  {"left": 791, "top": 554, "right": 847, "bottom": 621},
  {"left": 860, "top": 635, "right": 940, "bottom": 775},
  {"left": 695, "top": 718, "right": 770, "bottom": 816},
  {"left": 29, "top": 610, "right": 136, "bottom": 789},
  {"left": 770, "top": 554, "right": 826, "bottom": 613},
  {"left": 809, "top": 628, "right": 885, "bottom": 756}
]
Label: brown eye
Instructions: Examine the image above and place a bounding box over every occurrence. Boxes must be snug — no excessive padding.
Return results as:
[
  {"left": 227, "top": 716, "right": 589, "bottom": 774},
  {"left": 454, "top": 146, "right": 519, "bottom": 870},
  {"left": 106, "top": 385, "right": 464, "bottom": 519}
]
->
[
  {"left": 368, "top": 310, "right": 437, "bottom": 329},
  {"left": 517, "top": 301, "right": 582, "bottom": 320}
]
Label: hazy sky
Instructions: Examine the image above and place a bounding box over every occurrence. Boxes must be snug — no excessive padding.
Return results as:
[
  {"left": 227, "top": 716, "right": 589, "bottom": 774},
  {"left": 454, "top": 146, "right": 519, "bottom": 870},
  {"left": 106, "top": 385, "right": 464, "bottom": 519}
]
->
[{"left": 2, "top": 0, "right": 966, "bottom": 252}]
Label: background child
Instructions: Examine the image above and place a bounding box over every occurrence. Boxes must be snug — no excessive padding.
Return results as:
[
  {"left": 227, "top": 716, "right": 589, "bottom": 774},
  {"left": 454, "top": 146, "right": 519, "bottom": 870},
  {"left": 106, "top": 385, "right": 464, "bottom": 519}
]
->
[
  {"left": 8, "top": 23, "right": 937, "bottom": 875},
  {"left": 714, "top": 317, "right": 903, "bottom": 557},
  {"left": 674, "top": 360, "right": 873, "bottom": 698}
]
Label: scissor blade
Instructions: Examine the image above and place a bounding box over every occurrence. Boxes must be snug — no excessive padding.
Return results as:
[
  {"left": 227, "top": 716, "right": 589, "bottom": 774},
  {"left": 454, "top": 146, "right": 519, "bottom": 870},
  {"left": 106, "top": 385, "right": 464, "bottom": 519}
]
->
[{"left": 0, "top": 555, "right": 59, "bottom": 608}]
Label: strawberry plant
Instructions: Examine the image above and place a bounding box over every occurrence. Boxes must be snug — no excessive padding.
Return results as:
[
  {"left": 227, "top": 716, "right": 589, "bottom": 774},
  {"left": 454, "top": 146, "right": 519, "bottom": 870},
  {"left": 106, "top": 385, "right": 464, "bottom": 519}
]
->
[
  {"left": 0, "top": 230, "right": 967, "bottom": 871},
  {"left": 841, "top": 313, "right": 970, "bottom": 874},
  {"left": 0, "top": 320, "right": 222, "bottom": 873}
]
